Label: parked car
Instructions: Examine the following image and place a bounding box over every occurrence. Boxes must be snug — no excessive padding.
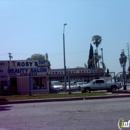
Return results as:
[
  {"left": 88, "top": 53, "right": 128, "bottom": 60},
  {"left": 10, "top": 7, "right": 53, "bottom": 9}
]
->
[
  {"left": 62, "top": 82, "right": 78, "bottom": 90},
  {"left": 80, "top": 79, "right": 122, "bottom": 93},
  {"left": 66, "top": 82, "right": 77, "bottom": 90},
  {"left": 50, "top": 81, "right": 64, "bottom": 92},
  {"left": 75, "top": 82, "right": 87, "bottom": 90}
]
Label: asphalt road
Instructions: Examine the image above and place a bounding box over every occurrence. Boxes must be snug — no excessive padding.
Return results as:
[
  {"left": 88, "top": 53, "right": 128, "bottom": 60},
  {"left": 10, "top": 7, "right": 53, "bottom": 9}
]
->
[{"left": 0, "top": 98, "right": 130, "bottom": 130}]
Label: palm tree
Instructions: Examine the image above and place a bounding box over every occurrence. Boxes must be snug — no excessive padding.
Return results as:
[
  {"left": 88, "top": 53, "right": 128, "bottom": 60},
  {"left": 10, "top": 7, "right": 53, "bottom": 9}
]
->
[
  {"left": 92, "top": 35, "right": 102, "bottom": 49},
  {"left": 88, "top": 50, "right": 101, "bottom": 69},
  {"left": 94, "top": 51, "right": 101, "bottom": 68},
  {"left": 92, "top": 35, "right": 102, "bottom": 67}
]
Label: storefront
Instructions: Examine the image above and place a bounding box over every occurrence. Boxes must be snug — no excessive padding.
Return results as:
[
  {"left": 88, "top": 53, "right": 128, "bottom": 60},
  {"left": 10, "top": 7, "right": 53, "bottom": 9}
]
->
[{"left": 0, "top": 60, "right": 50, "bottom": 95}]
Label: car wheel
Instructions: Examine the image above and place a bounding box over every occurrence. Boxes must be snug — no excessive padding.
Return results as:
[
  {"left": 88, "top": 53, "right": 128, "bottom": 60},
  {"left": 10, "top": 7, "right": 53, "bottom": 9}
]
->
[
  {"left": 85, "top": 88, "right": 91, "bottom": 93},
  {"left": 108, "top": 87, "right": 116, "bottom": 92},
  {"left": 107, "top": 89, "right": 111, "bottom": 92},
  {"left": 111, "top": 87, "right": 116, "bottom": 91},
  {"left": 78, "top": 86, "right": 81, "bottom": 91}
]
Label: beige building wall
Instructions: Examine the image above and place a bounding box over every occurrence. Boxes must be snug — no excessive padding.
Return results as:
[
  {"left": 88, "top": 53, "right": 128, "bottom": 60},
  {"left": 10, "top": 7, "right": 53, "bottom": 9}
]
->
[{"left": 17, "top": 76, "right": 29, "bottom": 94}]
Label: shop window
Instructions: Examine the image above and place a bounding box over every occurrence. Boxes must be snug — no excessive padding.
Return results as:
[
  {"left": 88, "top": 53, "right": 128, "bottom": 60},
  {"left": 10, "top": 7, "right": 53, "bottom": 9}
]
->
[
  {"left": 33, "top": 77, "right": 46, "bottom": 89},
  {"left": 33, "top": 78, "right": 39, "bottom": 89},
  {"left": 40, "top": 78, "right": 47, "bottom": 89}
]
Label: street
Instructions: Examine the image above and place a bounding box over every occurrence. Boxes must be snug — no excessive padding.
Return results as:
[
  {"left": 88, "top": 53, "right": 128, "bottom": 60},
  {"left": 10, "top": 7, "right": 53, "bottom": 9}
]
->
[{"left": 0, "top": 98, "right": 130, "bottom": 130}]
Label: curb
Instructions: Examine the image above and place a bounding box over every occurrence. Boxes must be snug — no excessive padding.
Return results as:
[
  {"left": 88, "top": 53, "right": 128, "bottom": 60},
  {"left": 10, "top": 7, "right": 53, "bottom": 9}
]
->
[
  {"left": 112, "top": 90, "right": 130, "bottom": 93},
  {"left": 1, "top": 94, "right": 130, "bottom": 105}
]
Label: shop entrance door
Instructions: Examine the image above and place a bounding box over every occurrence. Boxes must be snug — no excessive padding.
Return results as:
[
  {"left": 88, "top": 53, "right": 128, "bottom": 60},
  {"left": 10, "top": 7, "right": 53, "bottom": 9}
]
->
[{"left": 10, "top": 78, "right": 17, "bottom": 95}]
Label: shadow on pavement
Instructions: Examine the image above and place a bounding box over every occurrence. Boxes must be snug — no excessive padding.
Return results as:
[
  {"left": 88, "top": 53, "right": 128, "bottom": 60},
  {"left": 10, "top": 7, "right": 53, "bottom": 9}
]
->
[
  {"left": 0, "top": 105, "right": 12, "bottom": 111},
  {"left": 0, "top": 98, "right": 9, "bottom": 105}
]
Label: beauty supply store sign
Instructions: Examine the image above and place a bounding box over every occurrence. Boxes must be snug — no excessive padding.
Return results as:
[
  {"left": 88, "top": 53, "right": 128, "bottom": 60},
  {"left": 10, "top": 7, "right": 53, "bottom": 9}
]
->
[{"left": 7, "top": 60, "right": 48, "bottom": 76}]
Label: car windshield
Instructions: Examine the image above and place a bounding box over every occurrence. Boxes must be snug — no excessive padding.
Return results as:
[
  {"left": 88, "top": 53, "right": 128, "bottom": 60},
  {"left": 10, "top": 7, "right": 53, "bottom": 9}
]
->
[{"left": 88, "top": 80, "right": 95, "bottom": 84}]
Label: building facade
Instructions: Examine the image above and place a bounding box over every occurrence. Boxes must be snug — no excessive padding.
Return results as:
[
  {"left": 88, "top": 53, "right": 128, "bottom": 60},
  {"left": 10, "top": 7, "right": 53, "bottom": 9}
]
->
[
  {"left": 49, "top": 68, "right": 104, "bottom": 82},
  {"left": 0, "top": 60, "right": 49, "bottom": 95},
  {"left": 0, "top": 60, "right": 104, "bottom": 95}
]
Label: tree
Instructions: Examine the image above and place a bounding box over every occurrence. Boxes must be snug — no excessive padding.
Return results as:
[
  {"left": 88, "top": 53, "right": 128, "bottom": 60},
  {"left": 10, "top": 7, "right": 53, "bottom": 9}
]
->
[
  {"left": 107, "top": 68, "right": 109, "bottom": 74},
  {"left": 119, "top": 50, "right": 127, "bottom": 90},
  {"left": 92, "top": 35, "right": 102, "bottom": 49},
  {"left": 105, "top": 68, "right": 111, "bottom": 77},
  {"left": 92, "top": 35, "right": 102, "bottom": 67},
  {"left": 87, "top": 44, "right": 102, "bottom": 69},
  {"left": 94, "top": 51, "right": 101, "bottom": 68},
  {"left": 88, "top": 44, "right": 94, "bottom": 69},
  {"left": 119, "top": 51, "right": 127, "bottom": 67},
  {"left": 26, "top": 54, "right": 45, "bottom": 60},
  {"left": 88, "top": 44, "right": 93, "bottom": 60},
  {"left": 26, "top": 53, "right": 51, "bottom": 69}
]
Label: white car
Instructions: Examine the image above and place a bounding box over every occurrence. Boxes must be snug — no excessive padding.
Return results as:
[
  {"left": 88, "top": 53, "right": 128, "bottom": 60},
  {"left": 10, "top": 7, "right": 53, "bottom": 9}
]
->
[
  {"left": 50, "top": 81, "right": 64, "bottom": 91},
  {"left": 81, "top": 79, "right": 122, "bottom": 93},
  {"left": 75, "top": 82, "right": 87, "bottom": 90},
  {"left": 62, "top": 82, "right": 78, "bottom": 90}
]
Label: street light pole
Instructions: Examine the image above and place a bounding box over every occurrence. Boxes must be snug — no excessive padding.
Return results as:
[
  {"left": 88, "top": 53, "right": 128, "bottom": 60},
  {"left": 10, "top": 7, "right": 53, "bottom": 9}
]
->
[
  {"left": 63, "top": 23, "right": 67, "bottom": 91},
  {"left": 127, "top": 43, "right": 130, "bottom": 73}
]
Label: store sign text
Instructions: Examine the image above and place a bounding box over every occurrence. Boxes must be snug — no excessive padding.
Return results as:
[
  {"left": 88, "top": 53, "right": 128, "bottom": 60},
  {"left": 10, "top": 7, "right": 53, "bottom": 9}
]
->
[
  {"left": 17, "top": 62, "right": 38, "bottom": 67},
  {"left": 8, "top": 68, "right": 47, "bottom": 73},
  {"left": 15, "top": 60, "right": 48, "bottom": 67}
]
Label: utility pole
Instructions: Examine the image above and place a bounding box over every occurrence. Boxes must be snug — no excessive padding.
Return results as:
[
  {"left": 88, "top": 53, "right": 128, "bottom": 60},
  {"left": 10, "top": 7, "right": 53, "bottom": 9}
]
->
[
  {"left": 8, "top": 53, "right": 13, "bottom": 68},
  {"left": 8, "top": 53, "right": 13, "bottom": 61}
]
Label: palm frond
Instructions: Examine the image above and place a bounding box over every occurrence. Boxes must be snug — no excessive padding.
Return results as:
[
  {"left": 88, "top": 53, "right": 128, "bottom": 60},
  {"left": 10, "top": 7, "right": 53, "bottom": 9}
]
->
[{"left": 92, "top": 35, "right": 102, "bottom": 47}]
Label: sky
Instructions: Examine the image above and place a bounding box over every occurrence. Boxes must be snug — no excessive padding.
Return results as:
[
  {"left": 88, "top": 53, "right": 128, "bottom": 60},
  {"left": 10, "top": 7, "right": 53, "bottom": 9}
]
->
[{"left": 0, "top": 0, "right": 130, "bottom": 74}]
